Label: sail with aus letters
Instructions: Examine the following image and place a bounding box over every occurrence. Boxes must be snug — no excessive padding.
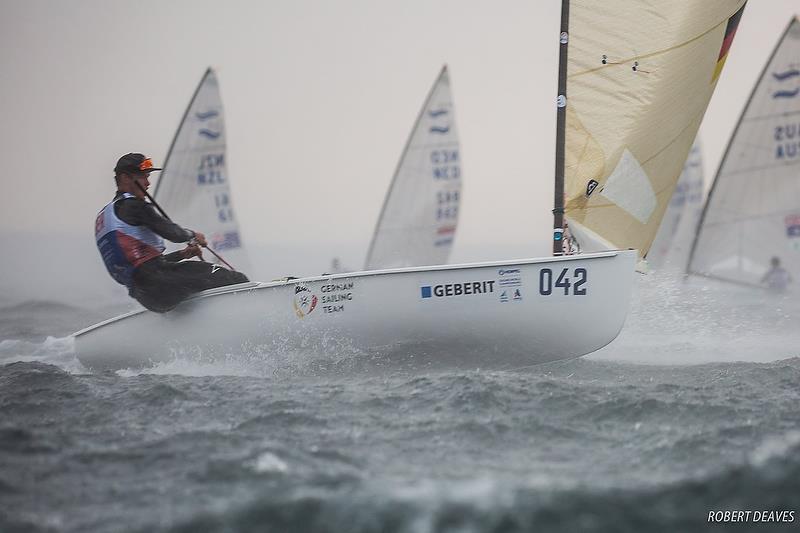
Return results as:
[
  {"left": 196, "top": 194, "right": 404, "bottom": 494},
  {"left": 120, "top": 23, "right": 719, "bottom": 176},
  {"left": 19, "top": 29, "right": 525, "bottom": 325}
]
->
[
  {"left": 556, "top": 1, "right": 747, "bottom": 260},
  {"left": 153, "top": 67, "right": 249, "bottom": 271},
  {"left": 364, "top": 65, "right": 461, "bottom": 270},
  {"left": 687, "top": 17, "right": 800, "bottom": 287}
]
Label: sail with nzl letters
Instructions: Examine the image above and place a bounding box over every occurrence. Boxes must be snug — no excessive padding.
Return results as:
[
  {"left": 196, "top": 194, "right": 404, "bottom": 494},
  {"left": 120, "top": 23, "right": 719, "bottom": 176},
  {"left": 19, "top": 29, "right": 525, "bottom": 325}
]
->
[
  {"left": 687, "top": 17, "right": 800, "bottom": 287},
  {"left": 153, "top": 68, "right": 249, "bottom": 272}
]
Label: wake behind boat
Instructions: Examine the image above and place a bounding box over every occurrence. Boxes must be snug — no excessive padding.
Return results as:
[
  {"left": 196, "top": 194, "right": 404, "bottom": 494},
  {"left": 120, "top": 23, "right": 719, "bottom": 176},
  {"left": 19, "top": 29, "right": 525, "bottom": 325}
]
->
[{"left": 75, "top": 250, "right": 636, "bottom": 371}]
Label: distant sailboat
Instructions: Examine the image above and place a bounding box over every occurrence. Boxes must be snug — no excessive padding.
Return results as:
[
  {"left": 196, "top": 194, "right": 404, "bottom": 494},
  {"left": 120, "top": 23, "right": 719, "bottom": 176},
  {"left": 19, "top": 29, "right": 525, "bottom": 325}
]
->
[
  {"left": 687, "top": 17, "right": 800, "bottom": 287},
  {"left": 646, "top": 140, "right": 706, "bottom": 271},
  {"left": 364, "top": 65, "right": 461, "bottom": 270},
  {"left": 75, "top": 1, "right": 746, "bottom": 372},
  {"left": 153, "top": 67, "right": 250, "bottom": 272}
]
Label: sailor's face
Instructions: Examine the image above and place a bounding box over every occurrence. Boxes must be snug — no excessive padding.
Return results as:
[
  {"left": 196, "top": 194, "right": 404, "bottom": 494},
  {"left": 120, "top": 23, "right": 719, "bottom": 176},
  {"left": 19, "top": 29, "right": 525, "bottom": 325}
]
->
[{"left": 126, "top": 172, "right": 151, "bottom": 198}]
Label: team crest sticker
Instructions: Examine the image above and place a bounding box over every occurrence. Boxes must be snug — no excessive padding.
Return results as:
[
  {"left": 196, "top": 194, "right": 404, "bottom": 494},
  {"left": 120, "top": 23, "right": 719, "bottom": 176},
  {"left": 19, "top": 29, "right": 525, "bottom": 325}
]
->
[{"left": 293, "top": 285, "right": 318, "bottom": 318}]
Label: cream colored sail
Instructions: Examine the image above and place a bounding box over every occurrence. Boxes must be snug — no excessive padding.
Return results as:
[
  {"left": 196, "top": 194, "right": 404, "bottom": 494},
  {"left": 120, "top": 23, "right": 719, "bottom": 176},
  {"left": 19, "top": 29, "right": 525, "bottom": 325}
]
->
[
  {"left": 563, "top": 1, "right": 747, "bottom": 258},
  {"left": 688, "top": 17, "right": 800, "bottom": 287}
]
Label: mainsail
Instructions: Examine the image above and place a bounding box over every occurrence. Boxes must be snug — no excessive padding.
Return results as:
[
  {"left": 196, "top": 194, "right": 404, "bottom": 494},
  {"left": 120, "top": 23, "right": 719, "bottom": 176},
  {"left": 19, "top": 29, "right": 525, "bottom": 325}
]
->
[
  {"left": 647, "top": 140, "right": 706, "bottom": 270},
  {"left": 687, "top": 17, "right": 800, "bottom": 286},
  {"left": 556, "top": 1, "right": 747, "bottom": 258},
  {"left": 364, "top": 65, "right": 461, "bottom": 270},
  {"left": 153, "top": 68, "right": 248, "bottom": 269}
]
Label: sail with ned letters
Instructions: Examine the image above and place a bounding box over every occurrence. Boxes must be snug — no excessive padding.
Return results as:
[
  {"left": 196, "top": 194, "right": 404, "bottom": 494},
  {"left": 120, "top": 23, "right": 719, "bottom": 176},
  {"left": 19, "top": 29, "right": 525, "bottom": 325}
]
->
[{"left": 365, "top": 66, "right": 461, "bottom": 270}]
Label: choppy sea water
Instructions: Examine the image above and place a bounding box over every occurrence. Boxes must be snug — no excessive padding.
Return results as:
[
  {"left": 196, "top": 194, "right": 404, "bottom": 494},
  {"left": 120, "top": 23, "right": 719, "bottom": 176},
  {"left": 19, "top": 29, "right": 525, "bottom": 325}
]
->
[{"left": 1, "top": 273, "right": 799, "bottom": 533}]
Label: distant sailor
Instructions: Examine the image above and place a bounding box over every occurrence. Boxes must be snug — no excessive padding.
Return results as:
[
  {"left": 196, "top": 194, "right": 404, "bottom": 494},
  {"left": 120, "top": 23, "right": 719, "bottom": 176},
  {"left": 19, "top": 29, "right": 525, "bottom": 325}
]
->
[
  {"left": 760, "top": 256, "right": 792, "bottom": 293},
  {"left": 95, "top": 153, "right": 249, "bottom": 312}
]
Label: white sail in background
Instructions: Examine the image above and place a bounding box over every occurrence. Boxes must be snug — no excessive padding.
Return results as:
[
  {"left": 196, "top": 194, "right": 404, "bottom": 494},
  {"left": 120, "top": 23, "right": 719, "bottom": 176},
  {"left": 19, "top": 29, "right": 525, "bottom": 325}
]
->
[
  {"left": 364, "top": 65, "right": 461, "bottom": 270},
  {"left": 688, "top": 17, "right": 800, "bottom": 287},
  {"left": 563, "top": 1, "right": 747, "bottom": 258},
  {"left": 154, "top": 68, "right": 249, "bottom": 270},
  {"left": 647, "top": 140, "right": 706, "bottom": 270}
]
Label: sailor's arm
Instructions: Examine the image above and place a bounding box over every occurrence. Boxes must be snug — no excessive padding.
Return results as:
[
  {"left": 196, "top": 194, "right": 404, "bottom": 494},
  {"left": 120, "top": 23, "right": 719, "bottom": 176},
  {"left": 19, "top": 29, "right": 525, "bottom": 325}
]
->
[
  {"left": 163, "top": 243, "right": 204, "bottom": 263},
  {"left": 115, "top": 197, "right": 197, "bottom": 243}
]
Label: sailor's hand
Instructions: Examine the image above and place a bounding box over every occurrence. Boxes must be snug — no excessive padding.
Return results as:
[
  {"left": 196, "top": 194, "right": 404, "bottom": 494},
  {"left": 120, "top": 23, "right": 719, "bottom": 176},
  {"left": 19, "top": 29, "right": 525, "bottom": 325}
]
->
[
  {"left": 181, "top": 243, "right": 204, "bottom": 260},
  {"left": 191, "top": 231, "right": 208, "bottom": 247}
]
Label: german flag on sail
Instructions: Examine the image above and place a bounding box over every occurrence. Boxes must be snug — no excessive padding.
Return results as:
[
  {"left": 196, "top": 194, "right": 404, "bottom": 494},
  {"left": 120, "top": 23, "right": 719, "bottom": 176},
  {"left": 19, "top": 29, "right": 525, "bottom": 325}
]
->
[{"left": 712, "top": 4, "right": 746, "bottom": 83}]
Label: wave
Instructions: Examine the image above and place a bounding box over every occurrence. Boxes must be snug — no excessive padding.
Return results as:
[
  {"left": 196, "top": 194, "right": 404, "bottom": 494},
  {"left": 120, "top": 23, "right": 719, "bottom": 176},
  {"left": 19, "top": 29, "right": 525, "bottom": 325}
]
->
[
  {"left": 3, "top": 358, "right": 799, "bottom": 532},
  {"left": 153, "top": 434, "right": 800, "bottom": 533},
  {"left": 0, "top": 299, "right": 125, "bottom": 343},
  {"left": 0, "top": 336, "right": 83, "bottom": 373}
]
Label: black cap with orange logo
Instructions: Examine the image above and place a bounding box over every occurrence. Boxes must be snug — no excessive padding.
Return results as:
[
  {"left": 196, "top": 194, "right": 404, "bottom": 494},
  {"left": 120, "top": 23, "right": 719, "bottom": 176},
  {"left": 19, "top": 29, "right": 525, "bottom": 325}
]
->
[{"left": 114, "top": 153, "right": 162, "bottom": 175}]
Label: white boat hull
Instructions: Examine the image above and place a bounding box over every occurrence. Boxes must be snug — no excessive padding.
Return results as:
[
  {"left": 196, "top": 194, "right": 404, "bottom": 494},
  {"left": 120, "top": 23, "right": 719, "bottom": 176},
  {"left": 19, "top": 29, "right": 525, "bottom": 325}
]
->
[{"left": 74, "top": 250, "right": 637, "bottom": 371}]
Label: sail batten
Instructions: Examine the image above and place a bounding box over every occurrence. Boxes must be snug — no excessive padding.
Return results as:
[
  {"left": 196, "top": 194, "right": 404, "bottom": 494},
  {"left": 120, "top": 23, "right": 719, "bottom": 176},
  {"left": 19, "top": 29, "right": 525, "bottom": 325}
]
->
[
  {"left": 561, "top": 1, "right": 747, "bottom": 258},
  {"left": 364, "top": 66, "right": 461, "bottom": 270}
]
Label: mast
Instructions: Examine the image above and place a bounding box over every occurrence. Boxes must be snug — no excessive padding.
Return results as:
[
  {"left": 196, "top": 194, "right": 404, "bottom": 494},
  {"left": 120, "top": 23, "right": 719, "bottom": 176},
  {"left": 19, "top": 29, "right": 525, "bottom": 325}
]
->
[{"left": 552, "top": 0, "right": 569, "bottom": 255}]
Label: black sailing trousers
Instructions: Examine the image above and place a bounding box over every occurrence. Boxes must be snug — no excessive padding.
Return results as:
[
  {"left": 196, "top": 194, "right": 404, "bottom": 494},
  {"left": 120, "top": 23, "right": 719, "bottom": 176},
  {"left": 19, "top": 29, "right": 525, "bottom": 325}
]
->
[{"left": 130, "top": 257, "right": 249, "bottom": 313}]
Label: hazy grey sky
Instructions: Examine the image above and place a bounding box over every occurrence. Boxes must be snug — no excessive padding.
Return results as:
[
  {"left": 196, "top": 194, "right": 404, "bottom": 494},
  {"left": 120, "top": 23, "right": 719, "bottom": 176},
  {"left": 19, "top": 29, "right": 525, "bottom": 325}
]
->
[{"left": 0, "top": 0, "right": 797, "bottom": 284}]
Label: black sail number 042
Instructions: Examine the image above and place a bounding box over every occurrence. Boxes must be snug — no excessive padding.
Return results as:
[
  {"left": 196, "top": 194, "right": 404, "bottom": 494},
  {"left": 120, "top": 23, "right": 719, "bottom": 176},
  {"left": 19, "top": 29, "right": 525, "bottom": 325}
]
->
[{"left": 539, "top": 267, "right": 587, "bottom": 296}]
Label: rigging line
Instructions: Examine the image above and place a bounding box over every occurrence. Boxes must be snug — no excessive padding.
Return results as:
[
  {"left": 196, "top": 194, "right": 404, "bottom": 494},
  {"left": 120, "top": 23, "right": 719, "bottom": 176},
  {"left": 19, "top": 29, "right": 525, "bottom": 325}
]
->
[
  {"left": 570, "top": 4, "right": 744, "bottom": 79},
  {"left": 717, "top": 161, "right": 800, "bottom": 178},
  {"left": 635, "top": 113, "right": 704, "bottom": 175},
  {"left": 740, "top": 109, "right": 800, "bottom": 122}
]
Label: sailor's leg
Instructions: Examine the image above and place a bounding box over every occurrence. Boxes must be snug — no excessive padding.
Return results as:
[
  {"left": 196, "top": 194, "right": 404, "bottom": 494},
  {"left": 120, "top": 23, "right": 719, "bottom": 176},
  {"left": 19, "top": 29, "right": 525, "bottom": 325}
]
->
[
  {"left": 131, "top": 259, "right": 249, "bottom": 312},
  {"left": 167, "top": 261, "right": 249, "bottom": 292}
]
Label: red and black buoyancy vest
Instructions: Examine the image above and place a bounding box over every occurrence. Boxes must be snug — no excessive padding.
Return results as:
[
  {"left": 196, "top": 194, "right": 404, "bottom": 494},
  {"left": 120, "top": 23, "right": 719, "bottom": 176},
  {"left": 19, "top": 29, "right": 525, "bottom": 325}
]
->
[{"left": 95, "top": 193, "right": 165, "bottom": 287}]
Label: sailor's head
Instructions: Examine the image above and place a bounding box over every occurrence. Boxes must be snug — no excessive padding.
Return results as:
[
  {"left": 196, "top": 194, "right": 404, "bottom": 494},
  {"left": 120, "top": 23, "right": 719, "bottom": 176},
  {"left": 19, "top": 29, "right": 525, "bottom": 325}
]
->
[
  {"left": 114, "top": 153, "right": 162, "bottom": 198},
  {"left": 771, "top": 256, "right": 781, "bottom": 267}
]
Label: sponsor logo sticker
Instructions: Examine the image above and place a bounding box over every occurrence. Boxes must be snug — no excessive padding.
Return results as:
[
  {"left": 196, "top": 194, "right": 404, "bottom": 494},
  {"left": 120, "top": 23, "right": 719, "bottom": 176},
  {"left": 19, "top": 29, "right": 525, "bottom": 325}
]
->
[
  {"left": 293, "top": 285, "right": 318, "bottom": 318},
  {"left": 320, "top": 281, "right": 355, "bottom": 313},
  {"left": 420, "top": 280, "right": 495, "bottom": 299},
  {"left": 498, "top": 267, "right": 522, "bottom": 288}
]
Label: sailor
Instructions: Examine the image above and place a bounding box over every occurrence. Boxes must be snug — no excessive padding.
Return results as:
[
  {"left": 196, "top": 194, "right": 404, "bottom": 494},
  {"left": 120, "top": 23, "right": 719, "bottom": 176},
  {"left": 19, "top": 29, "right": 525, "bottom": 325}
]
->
[
  {"left": 760, "top": 256, "right": 792, "bottom": 293},
  {"left": 95, "top": 153, "right": 249, "bottom": 312}
]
